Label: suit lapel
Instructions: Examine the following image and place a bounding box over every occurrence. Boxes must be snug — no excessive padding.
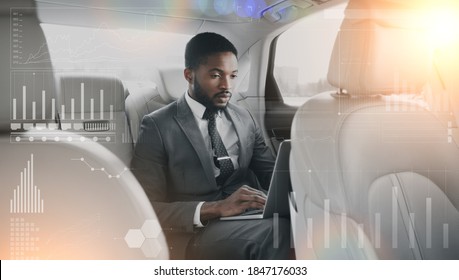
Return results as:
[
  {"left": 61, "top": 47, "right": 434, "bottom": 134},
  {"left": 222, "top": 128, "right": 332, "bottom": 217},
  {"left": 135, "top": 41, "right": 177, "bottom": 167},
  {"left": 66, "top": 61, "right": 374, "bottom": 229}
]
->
[{"left": 174, "top": 95, "right": 217, "bottom": 187}]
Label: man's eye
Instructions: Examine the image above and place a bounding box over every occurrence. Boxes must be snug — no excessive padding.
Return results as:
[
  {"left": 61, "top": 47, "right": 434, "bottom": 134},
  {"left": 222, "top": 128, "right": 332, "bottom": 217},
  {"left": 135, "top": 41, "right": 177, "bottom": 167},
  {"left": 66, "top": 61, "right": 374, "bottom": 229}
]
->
[
  {"left": 231, "top": 75, "right": 238, "bottom": 79},
  {"left": 211, "top": 74, "right": 221, "bottom": 78}
]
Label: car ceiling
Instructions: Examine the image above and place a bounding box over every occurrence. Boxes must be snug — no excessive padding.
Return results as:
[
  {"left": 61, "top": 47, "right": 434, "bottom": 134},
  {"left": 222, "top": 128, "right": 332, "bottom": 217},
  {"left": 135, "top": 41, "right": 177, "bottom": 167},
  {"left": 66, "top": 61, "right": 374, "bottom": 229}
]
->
[{"left": 35, "top": 0, "right": 345, "bottom": 54}]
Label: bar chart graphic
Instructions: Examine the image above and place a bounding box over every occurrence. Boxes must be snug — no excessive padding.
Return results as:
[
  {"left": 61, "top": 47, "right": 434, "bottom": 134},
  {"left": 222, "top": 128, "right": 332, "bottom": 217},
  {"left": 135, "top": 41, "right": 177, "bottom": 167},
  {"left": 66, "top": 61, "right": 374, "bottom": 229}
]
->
[
  {"left": 10, "top": 154, "right": 44, "bottom": 214},
  {"left": 10, "top": 71, "right": 56, "bottom": 124},
  {"left": 303, "top": 194, "right": 451, "bottom": 250},
  {"left": 59, "top": 81, "right": 116, "bottom": 123},
  {"left": 57, "top": 77, "right": 120, "bottom": 143},
  {"left": 10, "top": 71, "right": 123, "bottom": 144}
]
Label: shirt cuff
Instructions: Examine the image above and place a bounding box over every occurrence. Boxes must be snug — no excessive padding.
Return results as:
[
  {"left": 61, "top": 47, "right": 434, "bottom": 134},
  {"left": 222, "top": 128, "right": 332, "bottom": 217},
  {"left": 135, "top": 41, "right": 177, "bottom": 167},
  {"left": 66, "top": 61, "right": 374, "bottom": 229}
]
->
[{"left": 193, "top": 201, "right": 205, "bottom": 228}]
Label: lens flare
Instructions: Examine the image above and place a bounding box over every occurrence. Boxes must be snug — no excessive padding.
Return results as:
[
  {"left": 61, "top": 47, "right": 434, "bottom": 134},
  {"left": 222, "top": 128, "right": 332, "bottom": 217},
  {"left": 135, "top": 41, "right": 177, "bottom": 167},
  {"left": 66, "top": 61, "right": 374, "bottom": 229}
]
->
[
  {"left": 427, "top": 8, "right": 459, "bottom": 49},
  {"left": 235, "top": 0, "right": 266, "bottom": 19},
  {"left": 198, "top": 0, "right": 219, "bottom": 17},
  {"left": 214, "top": 0, "right": 235, "bottom": 16}
]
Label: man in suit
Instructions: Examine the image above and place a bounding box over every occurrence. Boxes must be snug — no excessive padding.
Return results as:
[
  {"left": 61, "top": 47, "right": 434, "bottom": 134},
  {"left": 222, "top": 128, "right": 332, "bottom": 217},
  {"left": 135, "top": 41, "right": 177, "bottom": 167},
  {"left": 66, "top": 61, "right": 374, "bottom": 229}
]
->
[{"left": 132, "top": 32, "right": 290, "bottom": 259}]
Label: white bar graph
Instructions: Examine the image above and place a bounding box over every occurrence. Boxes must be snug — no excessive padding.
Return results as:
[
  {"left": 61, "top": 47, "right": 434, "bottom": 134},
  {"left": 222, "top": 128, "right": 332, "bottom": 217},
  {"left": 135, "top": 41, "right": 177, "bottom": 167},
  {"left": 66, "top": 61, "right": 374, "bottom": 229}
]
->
[
  {"left": 392, "top": 186, "right": 398, "bottom": 248},
  {"left": 22, "top": 86, "right": 26, "bottom": 120},
  {"left": 20, "top": 169, "right": 23, "bottom": 212},
  {"left": 90, "top": 98, "right": 94, "bottom": 120},
  {"left": 61, "top": 105, "right": 65, "bottom": 120},
  {"left": 34, "top": 185, "right": 37, "bottom": 213},
  {"left": 71, "top": 98, "right": 75, "bottom": 120},
  {"left": 110, "top": 105, "right": 114, "bottom": 120},
  {"left": 307, "top": 218, "right": 313, "bottom": 248},
  {"left": 32, "top": 101, "right": 36, "bottom": 120},
  {"left": 100, "top": 89, "right": 104, "bottom": 119},
  {"left": 13, "top": 98, "right": 17, "bottom": 120},
  {"left": 14, "top": 82, "right": 116, "bottom": 123},
  {"left": 296, "top": 197, "right": 452, "bottom": 253},
  {"left": 324, "top": 199, "right": 330, "bottom": 248},
  {"left": 10, "top": 154, "right": 44, "bottom": 214},
  {"left": 426, "top": 197, "right": 432, "bottom": 248},
  {"left": 27, "top": 159, "right": 30, "bottom": 212},
  {"left": 11, "top": 190, "right": 15, "bottom": 213},
  {"left": 42, "top": 90, "right": 46, "bottom": 120},
  {"left": 443, "top": 224, "right": 449, "bottom": 248},
  {"left": 81, "top": 83, "right": 84, "bottom": 120},
  {"left": 51, "top": 98, "right": 55, "bottom": 120}
]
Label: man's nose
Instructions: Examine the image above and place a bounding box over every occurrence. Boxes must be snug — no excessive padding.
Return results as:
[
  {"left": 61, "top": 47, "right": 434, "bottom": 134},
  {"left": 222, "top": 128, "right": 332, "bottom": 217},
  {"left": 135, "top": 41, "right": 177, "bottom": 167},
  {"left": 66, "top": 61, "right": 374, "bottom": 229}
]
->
[{"left": 219, "top": 76, "right": 232, "bottom": 90}]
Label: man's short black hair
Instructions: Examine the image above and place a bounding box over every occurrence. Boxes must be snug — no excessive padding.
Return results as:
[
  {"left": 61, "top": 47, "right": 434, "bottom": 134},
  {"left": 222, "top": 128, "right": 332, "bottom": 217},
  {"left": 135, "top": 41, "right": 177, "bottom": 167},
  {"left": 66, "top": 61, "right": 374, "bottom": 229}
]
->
[{"left": 185, "top": 32, "right": 238, "bottom": 69}]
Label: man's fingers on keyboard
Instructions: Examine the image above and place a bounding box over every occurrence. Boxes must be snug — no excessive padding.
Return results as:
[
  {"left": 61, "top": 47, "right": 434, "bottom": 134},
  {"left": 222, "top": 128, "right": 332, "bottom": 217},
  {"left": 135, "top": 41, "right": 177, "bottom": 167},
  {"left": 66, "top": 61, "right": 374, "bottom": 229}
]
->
[
  {"left": 240, "top": 186, "right": 266, "bottom": 198},
  {"left": 247, "top": 201, "right": 265, "bottom": 210},
  {"left": 240, "top": 193, "right": 266, "bottom": 204}
]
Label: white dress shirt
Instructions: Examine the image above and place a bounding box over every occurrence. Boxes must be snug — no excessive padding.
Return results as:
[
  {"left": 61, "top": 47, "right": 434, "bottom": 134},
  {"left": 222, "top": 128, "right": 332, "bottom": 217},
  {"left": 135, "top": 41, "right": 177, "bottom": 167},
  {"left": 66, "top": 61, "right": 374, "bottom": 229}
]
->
[{"left": 185, "top": 92, "right": 240, "bottom": 227}]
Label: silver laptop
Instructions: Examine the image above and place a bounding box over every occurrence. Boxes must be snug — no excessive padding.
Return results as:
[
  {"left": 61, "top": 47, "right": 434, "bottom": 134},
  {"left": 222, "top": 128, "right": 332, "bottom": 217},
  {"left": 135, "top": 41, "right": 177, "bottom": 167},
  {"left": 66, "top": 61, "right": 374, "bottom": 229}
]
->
[{"left": 220, "top": 140, "right": 291, "bottom": 220}]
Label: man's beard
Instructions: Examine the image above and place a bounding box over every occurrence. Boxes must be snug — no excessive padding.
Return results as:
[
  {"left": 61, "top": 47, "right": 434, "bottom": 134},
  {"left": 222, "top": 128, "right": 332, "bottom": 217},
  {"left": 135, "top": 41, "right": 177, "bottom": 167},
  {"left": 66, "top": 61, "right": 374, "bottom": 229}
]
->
[{"left": 193, "top": 77, "right": 231, "bottom": 111}]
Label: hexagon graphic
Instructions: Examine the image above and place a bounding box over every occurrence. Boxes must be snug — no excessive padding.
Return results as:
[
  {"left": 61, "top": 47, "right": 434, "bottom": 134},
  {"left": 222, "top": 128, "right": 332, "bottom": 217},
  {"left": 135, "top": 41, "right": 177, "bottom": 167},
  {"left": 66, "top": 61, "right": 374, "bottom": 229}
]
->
[
  {"left": 141, "top": 238, "right": 162, "bottom": 259},
  {"left": 124, "top": 229, "right": 145, "bottom": 248},
  {"left": 141, "top": 219, "right": 162, "bottom": 238}
]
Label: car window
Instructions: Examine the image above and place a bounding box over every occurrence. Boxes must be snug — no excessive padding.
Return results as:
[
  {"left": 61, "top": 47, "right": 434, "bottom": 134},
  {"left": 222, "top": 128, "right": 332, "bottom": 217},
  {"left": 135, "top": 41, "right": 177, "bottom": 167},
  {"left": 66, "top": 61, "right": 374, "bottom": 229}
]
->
[
  {"left": 41, "top": 24, "right": 192, "bottom": 81},
  {"left": 273, "top": 3, "right": 346, "bottom": 106}
]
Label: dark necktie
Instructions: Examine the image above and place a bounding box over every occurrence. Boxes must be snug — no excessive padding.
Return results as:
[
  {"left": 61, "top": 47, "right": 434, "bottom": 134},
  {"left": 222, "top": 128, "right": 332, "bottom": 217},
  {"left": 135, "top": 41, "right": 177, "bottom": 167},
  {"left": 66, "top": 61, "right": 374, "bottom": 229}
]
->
[{"left": 203, "top": 108, "right": 234, "bottom": 185}]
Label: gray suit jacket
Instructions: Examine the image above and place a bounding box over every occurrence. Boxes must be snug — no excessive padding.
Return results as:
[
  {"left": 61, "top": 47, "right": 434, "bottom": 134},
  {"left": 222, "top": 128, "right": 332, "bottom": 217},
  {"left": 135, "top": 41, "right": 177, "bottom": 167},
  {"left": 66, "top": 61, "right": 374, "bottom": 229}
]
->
[{"left": 131, "top": 94, "right": 275, "bottom": 257}]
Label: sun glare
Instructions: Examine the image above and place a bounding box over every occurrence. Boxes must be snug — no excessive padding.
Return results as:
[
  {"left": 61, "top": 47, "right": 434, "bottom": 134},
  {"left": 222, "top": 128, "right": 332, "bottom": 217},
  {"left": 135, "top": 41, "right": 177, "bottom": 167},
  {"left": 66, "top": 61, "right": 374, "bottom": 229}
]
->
[{"left": 427, "top": 8, "right": 459, "bottom": 49}]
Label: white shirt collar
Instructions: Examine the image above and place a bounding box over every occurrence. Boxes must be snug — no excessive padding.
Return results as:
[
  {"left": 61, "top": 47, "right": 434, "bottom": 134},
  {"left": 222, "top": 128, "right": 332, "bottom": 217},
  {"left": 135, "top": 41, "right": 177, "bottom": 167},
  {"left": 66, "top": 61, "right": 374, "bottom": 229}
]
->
[{"left": 185, "top": 91, "right": 223, "bottom": 119}]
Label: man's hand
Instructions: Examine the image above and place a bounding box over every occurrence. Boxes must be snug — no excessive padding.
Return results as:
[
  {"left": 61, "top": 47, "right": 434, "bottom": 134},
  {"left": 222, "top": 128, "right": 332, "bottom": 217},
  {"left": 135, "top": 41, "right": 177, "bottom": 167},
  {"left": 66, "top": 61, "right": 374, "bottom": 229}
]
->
[{"left": 200, "top": 185, "right": 266, "bottom": 222}]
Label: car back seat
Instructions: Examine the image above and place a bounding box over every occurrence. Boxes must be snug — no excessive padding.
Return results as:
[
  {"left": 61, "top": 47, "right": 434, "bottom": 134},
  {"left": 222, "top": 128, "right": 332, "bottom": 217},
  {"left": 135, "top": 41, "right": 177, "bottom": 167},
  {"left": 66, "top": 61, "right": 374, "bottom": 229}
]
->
[
  {"left": 289, "top": 0, "right": 459, "bottom": 259},
  {"left": 125, "top": 80, "right": 169, "bottom": 145}
]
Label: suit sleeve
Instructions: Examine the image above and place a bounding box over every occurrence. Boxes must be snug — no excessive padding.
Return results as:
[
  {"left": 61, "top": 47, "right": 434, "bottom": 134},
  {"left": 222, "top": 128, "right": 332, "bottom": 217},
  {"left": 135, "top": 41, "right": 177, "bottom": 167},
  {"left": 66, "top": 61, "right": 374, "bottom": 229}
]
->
[
  {"left": 247, "top": 111, "right": 276, "bottom": 190},
  {"left": 131, "top": 114, "right": 199, "bottom": 233}
]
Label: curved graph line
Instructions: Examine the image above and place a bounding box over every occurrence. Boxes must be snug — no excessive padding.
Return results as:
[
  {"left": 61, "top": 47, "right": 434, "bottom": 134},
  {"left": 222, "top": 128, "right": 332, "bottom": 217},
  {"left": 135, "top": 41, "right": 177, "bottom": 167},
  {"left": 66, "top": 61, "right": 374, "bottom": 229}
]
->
[{"left": 70, "top": 158, "right": 129, "bottom": 179}]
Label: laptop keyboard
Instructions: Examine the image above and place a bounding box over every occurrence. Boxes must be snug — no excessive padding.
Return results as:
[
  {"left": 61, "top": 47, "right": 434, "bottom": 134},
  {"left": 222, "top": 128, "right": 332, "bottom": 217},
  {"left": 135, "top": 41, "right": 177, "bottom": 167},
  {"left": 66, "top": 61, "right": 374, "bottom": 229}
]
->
[{"left": 240, "top": 208, "right": 264, "bottom": 216}]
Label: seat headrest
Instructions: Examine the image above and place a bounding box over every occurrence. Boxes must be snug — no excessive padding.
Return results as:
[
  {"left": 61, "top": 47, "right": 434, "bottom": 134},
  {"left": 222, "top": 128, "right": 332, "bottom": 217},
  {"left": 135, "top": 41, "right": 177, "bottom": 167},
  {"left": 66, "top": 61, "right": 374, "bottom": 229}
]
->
[
  {"left": 327, "top": 0, "right": 431, "bottom": 95},
  {"left": 152, "top": 66, "right": 187, "bottom": 103},
  {"left": 57, "top": 73, "right": 126, "bottom": 112}
]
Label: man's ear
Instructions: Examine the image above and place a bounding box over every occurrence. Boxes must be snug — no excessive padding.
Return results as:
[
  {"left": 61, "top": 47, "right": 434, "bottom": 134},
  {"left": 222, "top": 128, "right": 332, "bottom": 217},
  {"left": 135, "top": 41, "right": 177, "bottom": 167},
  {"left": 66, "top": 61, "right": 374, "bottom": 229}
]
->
[{"left": 184, "top": 68, "right": 193, "bottom": 83}]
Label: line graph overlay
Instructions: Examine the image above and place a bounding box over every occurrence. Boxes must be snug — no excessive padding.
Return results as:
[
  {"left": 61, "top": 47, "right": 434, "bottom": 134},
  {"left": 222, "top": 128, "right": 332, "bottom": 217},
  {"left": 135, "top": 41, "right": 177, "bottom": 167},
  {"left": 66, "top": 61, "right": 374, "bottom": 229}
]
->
[
  {"left": 10, "top": 8, "right": 53, "bottom": 68},
  {"left": 71, "top": 157, "right": 129, "bottom": 179}
]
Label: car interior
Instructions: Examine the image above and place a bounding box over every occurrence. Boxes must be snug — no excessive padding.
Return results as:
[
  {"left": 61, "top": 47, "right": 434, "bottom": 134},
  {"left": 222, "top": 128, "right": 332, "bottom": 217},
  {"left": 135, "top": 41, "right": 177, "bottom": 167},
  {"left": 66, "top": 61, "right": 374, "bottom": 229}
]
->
[{"left": 1, "top": 0, "right": 458, "bottom": 260}]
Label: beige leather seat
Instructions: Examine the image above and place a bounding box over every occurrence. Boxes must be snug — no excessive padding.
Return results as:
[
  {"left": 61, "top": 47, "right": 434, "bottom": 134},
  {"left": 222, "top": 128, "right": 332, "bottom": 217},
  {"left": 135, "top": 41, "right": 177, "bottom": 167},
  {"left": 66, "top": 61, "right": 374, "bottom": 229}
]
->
[
  {"left": 289, "top": 0, "right": 459, "bottom": 259},
  {"left": 125, "top": 81, "right": 168, "bottom": 144},
  {"left": 0, "top": 0, "right": 168, "bottom": 259}
]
